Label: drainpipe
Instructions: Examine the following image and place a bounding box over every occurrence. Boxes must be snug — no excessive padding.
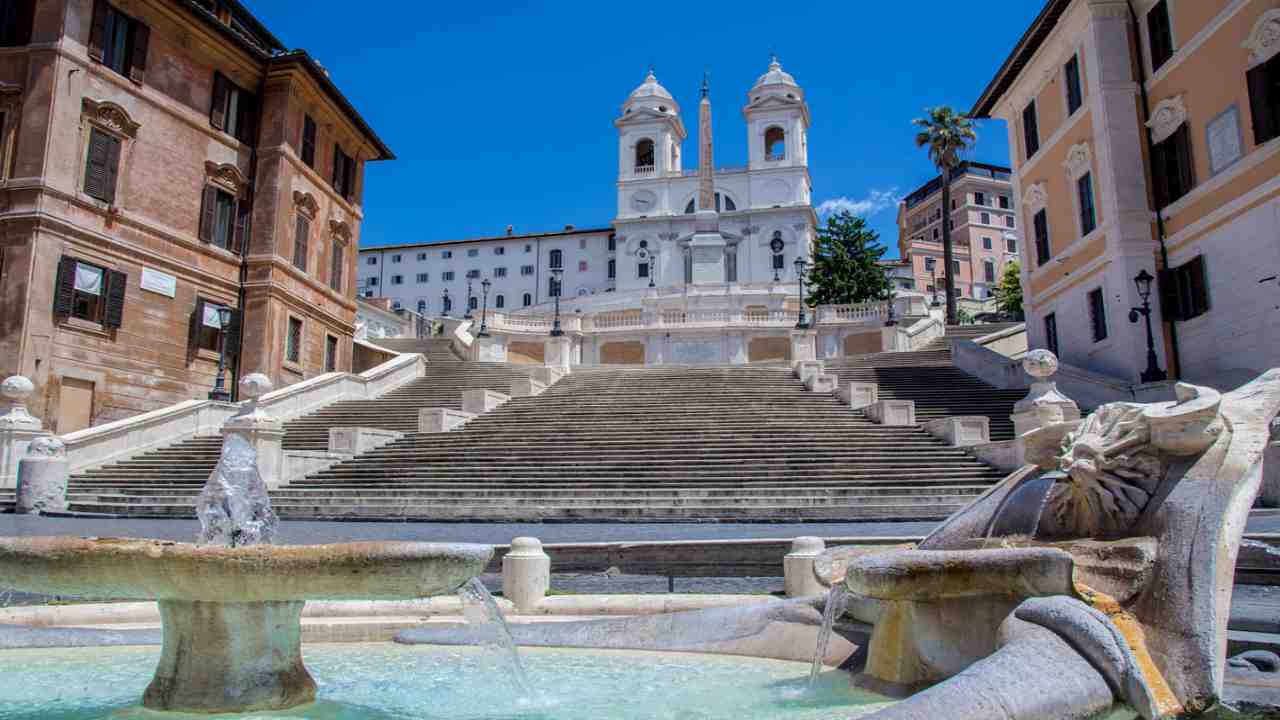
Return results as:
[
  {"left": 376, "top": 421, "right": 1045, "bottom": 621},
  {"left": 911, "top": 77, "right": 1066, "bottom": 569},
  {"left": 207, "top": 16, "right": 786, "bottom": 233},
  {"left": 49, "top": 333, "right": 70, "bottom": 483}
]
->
[{"left": 1126, "top": 0, "right": 1182, "bottom": 379}]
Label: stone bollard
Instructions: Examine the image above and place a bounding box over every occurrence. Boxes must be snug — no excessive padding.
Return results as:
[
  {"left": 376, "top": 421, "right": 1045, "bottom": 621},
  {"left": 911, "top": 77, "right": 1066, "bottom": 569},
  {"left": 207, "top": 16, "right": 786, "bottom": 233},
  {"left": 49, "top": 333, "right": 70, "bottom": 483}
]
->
[
  {"left": 1010, "top": 350, "right": 1080, "bottom": 437},
  {"left": 545, "top": 336, "right": 573, "bottom": 374},
  {"left": 502, "top": 537, "right": 550, "bottom": 613},
  {"left": 839, "top": 382, "right": 878, "bottom": 410},
  {"left": 220, "top": 374, "right": 285, "bottom": 489},
  {"left": 784, "top": 537, "right": 826, "bottom": 598},
  {"left": 790, "top": 328, "right": 817, "bottom": 367},
  {"left": 1263, "top": 417, "right": 1280, "bottom": 508},
  {"left": 0, "top": 375, "right": 46, "bottom": 490},
  {"left": 15, "top": 436, "right": 69, "bottom": 514}
]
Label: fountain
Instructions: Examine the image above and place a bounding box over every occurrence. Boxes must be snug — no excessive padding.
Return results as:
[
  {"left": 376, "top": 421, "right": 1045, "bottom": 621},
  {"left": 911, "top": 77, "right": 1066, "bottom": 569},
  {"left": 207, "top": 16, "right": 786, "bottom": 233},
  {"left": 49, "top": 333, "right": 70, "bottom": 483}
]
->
[{"left": 0, "top": 374, "right": 492, "bottom": 715}]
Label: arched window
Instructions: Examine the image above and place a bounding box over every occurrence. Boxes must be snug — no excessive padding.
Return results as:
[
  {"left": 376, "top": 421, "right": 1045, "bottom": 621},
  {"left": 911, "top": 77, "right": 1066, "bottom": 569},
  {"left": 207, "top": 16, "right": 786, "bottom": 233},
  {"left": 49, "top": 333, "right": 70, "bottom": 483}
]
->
[
  {"left": 723, "top": 194, "right": 736, "bottom": 211},
  {"left": 522, "top": 293, "right": 532, "bottom": 307},
  {"left": 684, "top": 198, "right": 696, "bottom": 214},
  {"left": 684, "top": 192, "right": 736, "bottom": 214},
  {"left": 635, "top": 139, "right": 655, "bottom": 170},
  {"left": 765, "top": 127, "right": 786, "bottom": 160},
  {"left": 495, "top": 294, "right": 505, "bottom": 309},
  {"left": 549, "top": 249, "right": 562, "bottom": 269}
]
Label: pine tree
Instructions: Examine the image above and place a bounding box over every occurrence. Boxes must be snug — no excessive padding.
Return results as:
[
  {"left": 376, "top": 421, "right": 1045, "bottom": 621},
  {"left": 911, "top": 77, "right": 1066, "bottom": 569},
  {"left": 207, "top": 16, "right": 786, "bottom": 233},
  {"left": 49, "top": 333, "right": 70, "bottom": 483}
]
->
[{"left": 806, "top": 210, "right": 891, "bottom": 307}]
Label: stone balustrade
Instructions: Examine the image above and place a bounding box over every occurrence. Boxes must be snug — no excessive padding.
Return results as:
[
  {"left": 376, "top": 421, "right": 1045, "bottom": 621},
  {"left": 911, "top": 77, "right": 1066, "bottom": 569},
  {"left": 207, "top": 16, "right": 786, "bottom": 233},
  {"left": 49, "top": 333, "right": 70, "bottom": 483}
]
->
[
  {"left": 923, "top": 416, "right": 990, "bottom": 447},
  {"left": 866, "top": 399, "right": 916, "bottom": 426},
  {"left": 838, "top": 382, "right": 878, "bottom": 410},
  {"left": 418, "top": 408, "right": 475, "bottom": 434}
]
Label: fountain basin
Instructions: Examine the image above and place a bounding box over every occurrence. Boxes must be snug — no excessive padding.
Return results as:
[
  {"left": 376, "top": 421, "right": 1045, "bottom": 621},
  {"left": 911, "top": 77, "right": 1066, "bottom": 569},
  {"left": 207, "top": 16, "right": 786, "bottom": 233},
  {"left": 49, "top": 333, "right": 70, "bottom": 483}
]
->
[{"left": 0, "top": 537, "right": 492, "bottom": 714}]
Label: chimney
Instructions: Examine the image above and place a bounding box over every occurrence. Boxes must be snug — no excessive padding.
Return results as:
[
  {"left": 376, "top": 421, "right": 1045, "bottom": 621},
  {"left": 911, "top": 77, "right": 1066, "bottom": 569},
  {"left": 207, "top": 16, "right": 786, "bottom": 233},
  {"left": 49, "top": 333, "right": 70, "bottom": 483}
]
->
[
  {"left": 564, "top": 224, "right": 575, "bottom": 231},
  {"left": 506, "top": 225, "right": 514, "bottom": 236}
]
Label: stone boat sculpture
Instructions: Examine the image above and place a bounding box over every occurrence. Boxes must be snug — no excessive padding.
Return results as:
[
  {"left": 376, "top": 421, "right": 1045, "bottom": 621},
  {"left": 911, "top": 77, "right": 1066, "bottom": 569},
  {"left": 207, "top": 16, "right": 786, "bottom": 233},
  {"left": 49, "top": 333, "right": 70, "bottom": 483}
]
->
[{"left": 820, "top": 370, "right": 1280, "bottom": 719}]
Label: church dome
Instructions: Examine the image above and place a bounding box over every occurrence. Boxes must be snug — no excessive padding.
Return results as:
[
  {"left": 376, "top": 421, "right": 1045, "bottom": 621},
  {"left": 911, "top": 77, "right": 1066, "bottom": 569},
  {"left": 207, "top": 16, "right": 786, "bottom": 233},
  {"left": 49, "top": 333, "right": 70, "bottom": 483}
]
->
[
  {"left": 750, "top": 57, "right": 803, "bottom": 100},
  {"left": 623, "top": 71, "right": 680, "bottom": 115}
]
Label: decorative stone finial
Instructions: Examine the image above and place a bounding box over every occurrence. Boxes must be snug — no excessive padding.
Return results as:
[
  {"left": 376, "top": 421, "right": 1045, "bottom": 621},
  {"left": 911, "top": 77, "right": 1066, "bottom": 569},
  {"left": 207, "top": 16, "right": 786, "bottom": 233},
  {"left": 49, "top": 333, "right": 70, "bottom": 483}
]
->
[
  {"left": 1023, "top": 349, "right": 1059, "bottom": 381},
  {"left": 226, "top": 373, "right": 279, "bottom": 429},
  {"left": 27, "top": 435, "right": 66, "bottom": 458},
  {"left": 789, "top": 536, "right": 825, "bottom": 556},
  {"left": 0, "top": 375, "right": 40, "bottom": 430},
  {"left": 508, "top": 536, "right": 545, "bottom": 557},
  {"left": 239, "top": 373, "right": 273, "bottom": 402},
  {"left": 1012, "top": 350, "right": 1080, "bottom": 437}
]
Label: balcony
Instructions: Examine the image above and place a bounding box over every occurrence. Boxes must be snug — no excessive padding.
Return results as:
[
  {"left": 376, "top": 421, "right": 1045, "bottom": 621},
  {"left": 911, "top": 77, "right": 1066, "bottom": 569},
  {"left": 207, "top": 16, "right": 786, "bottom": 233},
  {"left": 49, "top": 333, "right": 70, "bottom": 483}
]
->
[
  {"left": 765, "top": 152, "right": 785, "bottom": 162},
  {"left": 634, "top": 165, "right": 655, "bottom": 176}
]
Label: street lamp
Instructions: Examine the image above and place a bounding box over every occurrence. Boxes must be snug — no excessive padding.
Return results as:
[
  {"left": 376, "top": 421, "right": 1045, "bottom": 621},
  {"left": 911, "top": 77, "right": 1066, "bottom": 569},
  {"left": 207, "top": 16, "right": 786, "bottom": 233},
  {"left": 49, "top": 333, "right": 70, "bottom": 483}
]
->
[
  {"left": 885, "top": 290, "right": 898, "bottom": 327},
  {"left": 931, "top": 267, "right": 942, "bottom": 308},
  {"left": 208, "top": 306, "right": 233, "bottom": 402},
  {"left": 550, "top": 267, "right": 565, "bottom": 337},
  {"left": 1128, "top": 269, "right": 1167, "bottom": 383},
  {"left": 464, "top": 278, "right": 474, "bottom": 319},
  {"left": 441, "top": 287, "right": 450, "bottom": 317},
  {"left": 478, "top": 278, "right": 491, "bottom": 337},
  {"left": 794, "top": 256, "right": 810, "bottom": 329}
]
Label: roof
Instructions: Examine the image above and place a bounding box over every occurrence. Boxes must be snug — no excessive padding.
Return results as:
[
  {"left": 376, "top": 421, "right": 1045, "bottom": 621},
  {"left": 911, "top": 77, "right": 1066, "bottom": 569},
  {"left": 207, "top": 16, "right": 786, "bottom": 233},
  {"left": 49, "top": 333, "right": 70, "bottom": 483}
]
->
[
  {"left": 180, "top": 0, "right": 284, "bottom": 57},
  {"left": 970, "top": 0, "right": 1074, "bottom": 118},
  {"left": 269, "top": 51, "right": 395, "bottom": 161},
  {"left": 901, "top": 161, "right": 1013, "bottom": 210},
  {"left": 360, "top": 226, "right": 615, "bottom": 253}
]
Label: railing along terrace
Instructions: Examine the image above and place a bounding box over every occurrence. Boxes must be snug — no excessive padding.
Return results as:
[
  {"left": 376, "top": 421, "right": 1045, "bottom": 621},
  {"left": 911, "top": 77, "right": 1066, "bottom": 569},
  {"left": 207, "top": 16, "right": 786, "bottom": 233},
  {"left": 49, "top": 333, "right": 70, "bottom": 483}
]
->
[
  {"left": 634, "top": 165, "right": 655, "bottom": 176},
  {"left": 483, "top": 301, "right": 893, "bottom": 335}
]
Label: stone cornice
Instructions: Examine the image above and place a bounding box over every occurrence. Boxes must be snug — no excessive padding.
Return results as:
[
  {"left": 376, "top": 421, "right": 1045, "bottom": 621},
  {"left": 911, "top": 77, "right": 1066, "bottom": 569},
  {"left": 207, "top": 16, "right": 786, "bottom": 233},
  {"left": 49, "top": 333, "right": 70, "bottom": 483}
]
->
[
  {"left": 81, "top": 98, "right": 141, "bottom": 139},
  {"left": 204, "top": 161, "right": 249, "bottom": 195},
  {"left": 1245, "top": 9, "right": 1280, "bottom": 68},
  {"left": 1146, "top": 95, "right": 1187, "bottom": 144},
  {"left": 1064, "top": 142, "right": 1093, "bottom": 180},
  {"left": 292, "top": 191, "right": 319, "bottom": 219},
  {"left": 1023, "top": 182, "right": 1049, "bottom": 212}
]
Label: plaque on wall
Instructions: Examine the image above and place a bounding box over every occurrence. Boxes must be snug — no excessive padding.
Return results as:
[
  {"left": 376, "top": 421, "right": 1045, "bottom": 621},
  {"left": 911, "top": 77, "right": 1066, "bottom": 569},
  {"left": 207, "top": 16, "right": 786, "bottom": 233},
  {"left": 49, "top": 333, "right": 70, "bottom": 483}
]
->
[
  {"left": 140, "top": 268, "right": 177, "bottom": 298},
  {"left": 1207, "top": 105, "right": 1243, "bottom": 176}
]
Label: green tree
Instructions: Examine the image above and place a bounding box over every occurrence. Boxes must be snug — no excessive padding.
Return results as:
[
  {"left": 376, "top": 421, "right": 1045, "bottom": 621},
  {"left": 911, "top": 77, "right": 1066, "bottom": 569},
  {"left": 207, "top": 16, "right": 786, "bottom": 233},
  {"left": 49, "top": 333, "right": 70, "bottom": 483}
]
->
[
  {"left": 806, "top": 210, "right": 891, "bottom": 307},
  {"left": 913, "top": 106, "right": 977, "bottom": 326},
  {"left": 994, "top": 260, "right": 1024, "bottom": 317}
]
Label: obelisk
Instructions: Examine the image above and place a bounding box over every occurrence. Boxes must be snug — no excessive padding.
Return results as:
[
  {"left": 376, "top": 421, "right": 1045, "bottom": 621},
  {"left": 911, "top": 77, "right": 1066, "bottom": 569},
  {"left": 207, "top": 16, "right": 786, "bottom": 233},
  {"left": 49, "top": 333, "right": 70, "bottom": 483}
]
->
[{"left": 689, "top": 72, "right": 727, "bottom": 284}]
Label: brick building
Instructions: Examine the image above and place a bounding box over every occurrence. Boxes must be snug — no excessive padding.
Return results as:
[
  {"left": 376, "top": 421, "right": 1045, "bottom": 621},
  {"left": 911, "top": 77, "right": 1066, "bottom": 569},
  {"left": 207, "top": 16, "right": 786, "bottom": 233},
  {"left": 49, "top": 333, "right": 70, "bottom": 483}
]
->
[{"left": 0, "top": 0, "right": 392, "bottom": 433}]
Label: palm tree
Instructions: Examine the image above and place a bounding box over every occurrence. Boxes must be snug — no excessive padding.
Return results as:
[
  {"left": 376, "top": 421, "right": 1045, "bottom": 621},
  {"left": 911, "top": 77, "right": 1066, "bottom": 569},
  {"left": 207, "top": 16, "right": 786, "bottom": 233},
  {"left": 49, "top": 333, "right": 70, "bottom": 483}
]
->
[{"left": 914, "top": 106, "right": 977, "bottom": 326}]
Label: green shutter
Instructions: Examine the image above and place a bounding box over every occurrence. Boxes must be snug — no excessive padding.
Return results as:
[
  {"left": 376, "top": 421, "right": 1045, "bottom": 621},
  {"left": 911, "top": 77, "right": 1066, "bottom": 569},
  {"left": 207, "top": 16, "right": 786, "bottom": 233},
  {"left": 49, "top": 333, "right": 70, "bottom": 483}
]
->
[{"left": 104, "top": 269, "right": 126, "bottom": 328}]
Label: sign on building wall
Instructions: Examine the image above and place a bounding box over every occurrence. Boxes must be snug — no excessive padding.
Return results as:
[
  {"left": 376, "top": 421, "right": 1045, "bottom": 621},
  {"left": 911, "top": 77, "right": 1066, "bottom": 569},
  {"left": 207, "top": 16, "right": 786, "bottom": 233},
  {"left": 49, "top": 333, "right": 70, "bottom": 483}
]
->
[
  {"left": 140, "top": 268, "right": 177, "bottom": 298},
  {"left": 1207, "top": 106, "right": 1244, "bottom": 177}
]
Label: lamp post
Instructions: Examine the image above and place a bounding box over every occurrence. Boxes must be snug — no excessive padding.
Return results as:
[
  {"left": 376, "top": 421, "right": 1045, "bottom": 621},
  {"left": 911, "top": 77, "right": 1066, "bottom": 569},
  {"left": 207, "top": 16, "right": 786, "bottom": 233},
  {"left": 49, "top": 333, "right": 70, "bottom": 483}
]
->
[
  {"left": 478, "top": 278, "right": 491, "bottom": 338},
  {"left": 550, "top": 268, "right": 564, "bottom": 337},
  {"left": 442, "top": 288, "right": 450, "bottom": 317},
  {"left": 885, "top": 290, "right": 898, "bottom": 327},
  {"left": 208, "top": 306, "right": 233, "bottom": 402},
  {"left": 1128, "top": 269, "right": 1167, "bottom": 383},
  {"left": 794, "top": 256, "right": 810, "bottom": 330},
  {"left": 464, "top": 278, "right": 474, "bottom": 319},
  {"left": 931, "top": 267, "right": 942, "bottom": 308}
]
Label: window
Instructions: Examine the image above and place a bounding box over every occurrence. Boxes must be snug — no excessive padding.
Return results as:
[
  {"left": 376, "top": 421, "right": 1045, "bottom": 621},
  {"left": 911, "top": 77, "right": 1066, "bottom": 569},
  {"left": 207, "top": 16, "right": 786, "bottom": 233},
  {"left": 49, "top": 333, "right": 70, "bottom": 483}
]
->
[
  {"left": 391, "top": 254, "right": 402, "bottom": 263},
  {"left": 984, "top": 260, "right": 996, "bottom": 283},
  {"left": 416, "top": 273, "right": 428, "bottom": 283},
  {"left": 442, "top": 250, "right": 453, "bottom": 259},
  {"left": 286, "top": 316, "right": 302, "bottom": 363},
  {"left": 466, "top": 269, "right": 480, "bottom": 279},
  {"left": 974, "top": 192, "right": 986, "bottom": 206},
  {"left": 578, "top": 260, "right": 588, "bottom": 272},
  {"left": 1147, "top": 1, "right": 1174, "bottom": 72},
  {"left": 765, "top": 126, "right": 785, "bottom": 160},
  {"left": 90, "top": 3, "right": 147, "bottom": 81},
  {"left": 982, "top": 236, "right": 993, "bottom": 250},
  {"left": 525, "top": 244, "right": 533, "bottom": 253},
  {"left": 1006, "top": 237, "right": 1018, "bottom": 254},
  {"left": 772, "top": 253, "right": 785, "bottom": 270},
  {"left": 210, "top": 73, "right": 257, "bottom": 144},
  {"left": 1065, "top": 55, "right": 1083, "bottom": 115},
  {"left": 635, "top": 138, "right": 655, "bottom": 169},
  {"left": 924, "top": 256, "right": 936, "bottom": 271},
  {"left": 607, "top": 234, "right": 616, "bottom": 251},
  {"left": 467, "top": 248, "right": 479, "bottom": 257},
  {"left": 329, "top": 243, "right": 344, "bottom": 293},
  {"left": 367, "top": 277, "right": 379, "bottom": 287},
  {"left": 549, "top": 249, "right": 563, "bottom": 269},
  {"left": 1033, "top": 209, "right": 1051, "bottom": 266},
  {"left": 53, "top": 257, "right": 126, "bottom": 328},
  {"left": 417, "top": 252, "right": 427, "bottom": 261},
  {"left": 1087, "top": 287, "right": 1108, "bottom": 342},
  {"left": 952, "top": 260, "right": 961, "bottom": 275},
  {"left": 1160, "top": 255, "right": 1210, "bottom": 321},
  {"left": 522, "top": 293, "right": 532, "bottom": 307},
  {"left": 324, "top": 335, "right": 338, "bottom": 373},
  {"left": 494, "top": 267, "right": 507, "bottom": 278},
  {"left": 83, "top": 128, "right": 122, "bottom": 204},
  {"left": 549, "top": 277, "right": 561, "bottom": 297},
  {"left": 932, "top": 227, "right": 939, "bottom": 240},
  {"left": 198, "top": 185, "right": 246, "bottom": 251},
  {"left": 366, "top": 256, "right": 377, "bottom": 266},
  {"left": 638, "top": 261, "right": 649, "bottom": 278},
  {"left": 607, "top": 258, "right": 616, "bottom": 279},
  {"left": 332, "top": 144, "right": 356, "bottom": 200},
  {"left": 980, "top": 212, "right": 991, "bottom": 225},
  {"left": 189, "top": 300, "right": 235, "bottom": 353},
  {"left": 684, "top": 192, "right": 736, "bottom": 213},
  {"left": 494, "top": 246, "right": 505, "bottom": 256},
  {"left": 1044, "top": 313, "right": 1059, "bottom": 356},
  {"left": 292, "top": 215, "right": 310, "bottom": 272},
  {"left": 300, "top": 114, "right": 317, "bottom": 167},
  {"left": 1004, "top": 216, "right": 1015, "bottom": 229},
  {"left": 521, "top": 265, "right": 534, "bottom": 276},
  {"left": 998, "top": 195, "right": 1010, "bottom": 210},
  {"left": 578, "top": 237, "right": 587, "bottom": 250},
  {"left": 417, "top": 300, "right": 427, "bottom": 314},
  {"left": 1247, "top": 52, "right": 1280, "bottom": 146},
  {"left": 0, "top": 0, "right": 34, "bottom": 47},
  {"left": 1077, "top": 173, "right": 1097, "bottom": 236},
  {"left": 1022, "top": 101, "right": 1040, "bottom": 158},
  {"left": 391, "top": 275, "right": 403, "bottom": 285},
  {"left": 442, "top": 271, "right": 454, "bottom": 281},
  {"left": 1151, "top": 124, "right": 1194, "bottom": 208},
  {"left": 495, "top": 295, "right": 504, "bottom": 309}
]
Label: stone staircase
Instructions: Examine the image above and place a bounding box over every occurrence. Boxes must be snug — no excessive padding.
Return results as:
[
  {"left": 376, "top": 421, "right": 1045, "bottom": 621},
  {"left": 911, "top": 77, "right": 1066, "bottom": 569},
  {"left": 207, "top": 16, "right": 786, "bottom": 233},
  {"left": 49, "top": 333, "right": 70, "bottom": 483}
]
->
[
  {"left": 0, "top": 489, "right": 13, "bottom": 513},
  {"left": 365, "top": 337, "right": 463, "bottom": 361},
  {"left": 827, "top": 323, "right": 1027, "bottom": 441}
]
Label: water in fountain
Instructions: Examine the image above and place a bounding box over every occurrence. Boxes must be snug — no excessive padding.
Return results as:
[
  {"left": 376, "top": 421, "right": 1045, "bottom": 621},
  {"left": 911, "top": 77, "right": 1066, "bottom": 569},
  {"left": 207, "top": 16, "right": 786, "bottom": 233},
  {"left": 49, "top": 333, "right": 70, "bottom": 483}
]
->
[
  {"left": 457, "top": 577, "right": 531, "bottom": 695},
  {"left": 808, "top": 585, "right": 850, "bottom": 689},
  {"left": 195, "top": 432, "right": 277, "bottom": 547}
]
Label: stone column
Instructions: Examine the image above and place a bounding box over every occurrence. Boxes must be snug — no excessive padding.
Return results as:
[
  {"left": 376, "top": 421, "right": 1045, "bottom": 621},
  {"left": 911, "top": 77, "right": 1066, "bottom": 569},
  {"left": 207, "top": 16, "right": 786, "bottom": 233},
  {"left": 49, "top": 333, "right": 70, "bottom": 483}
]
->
[
  {"left": 784, "top": 537, "right": 826, "bottom": 598},
  {"left": 0, "top": 376, "right": 47, "bottom": 490},
  {"left": 789, "top": 329, "right": 817, "bottom": 367},
  {"left": 15, "top": 436, "right": 69, "bottom": 514},
  {"left": 502, "top": 536, "right": 551, "bottom": 613},
  {"left": 220, "top": 374, "right": 285, "bottom": 489},
  {"left": 1010, "top": 350, "right": 1081, "bottom": 437},
  {"left": 544, "top": 336, "right": 572, "bottom": 374},
  {"left": 472, "top": 335, "right": 507, "bottom": 363}
]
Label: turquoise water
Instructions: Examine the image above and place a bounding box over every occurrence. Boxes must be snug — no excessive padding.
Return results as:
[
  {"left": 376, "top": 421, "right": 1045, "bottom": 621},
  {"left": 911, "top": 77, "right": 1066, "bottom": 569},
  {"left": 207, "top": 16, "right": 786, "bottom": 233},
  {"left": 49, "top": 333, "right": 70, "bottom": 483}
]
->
[{"left": 0, "top": 644, "right": 894, "bottom": 719}]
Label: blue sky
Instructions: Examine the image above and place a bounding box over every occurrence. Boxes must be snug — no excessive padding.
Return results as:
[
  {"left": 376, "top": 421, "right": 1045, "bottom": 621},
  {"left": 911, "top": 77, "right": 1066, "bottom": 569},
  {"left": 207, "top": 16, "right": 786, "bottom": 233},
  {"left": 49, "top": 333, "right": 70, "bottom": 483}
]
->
[{"left": 248, "top": 1, "right": 1044, "bottom": 258}]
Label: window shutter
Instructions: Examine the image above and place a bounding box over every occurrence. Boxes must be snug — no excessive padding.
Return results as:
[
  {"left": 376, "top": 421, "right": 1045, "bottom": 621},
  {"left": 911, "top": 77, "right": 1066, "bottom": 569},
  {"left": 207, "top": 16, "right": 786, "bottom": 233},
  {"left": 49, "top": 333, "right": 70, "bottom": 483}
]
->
[
  {"left": 1187, "top": 256, "right": 1209, "bottom": 314},
  {"left": 1157, "top": 268, "right": 1182, "bottom": 321},
  {"left": 293, "top": 215, "right": 309, "bottom": 270},
  {"left": 343, "top": 155, "right": 356, "bottom": 201},
  {"left": 1247, "top": 64, "right": 1277, "bottom": 145},
  {"left": 1176, "top": 126, "right": 1195, "bottom": 197},
  {"left": 8, "top": 0, "right": 34, "bottom": 46},
  {"left": 128, "top": 21, "right": 149, "bottom": 83},
  {"left": 330, "top": 243, "right": 344, "bottom": 292},
  {"left": 332, "top": 144, "right": 342, "bottom": 189},
  {"left": 1151, "top": 137, "right": 1170, "bottom": 209},
  {"left": 224, "top": 308, "right": 242, "bottom": 358},
  {"left": 301, "top": 115, "right": 316, "bottom": 165},
  {"left": 198, "top": 186, "right": 217, "bottom": 243},
  {"left": 187, "top": 298, "right": 205, "bottom": 361},
  {"left": 209, "top": 72, "right": 228, "bottom": 130},
  {"left": 53, "top": 256, "right": 76, "bottom": 316},
  {"left": 102, "top": 133, "right": 121, "bottom": 204},
  {"left": 83, "top": 129, "right": 110, "bottom": 201},
  {"left": 104, "top": 269, "right": 127, "bottom": 328},
  {"left": 238, "top": 92, "right": 258, "bottom": 144},
  {"left": 233, "top": 196, "right": 251, "bottom": 254},
  {"left": 87, "top": 0, "right": 107, "bottom": 61}
]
